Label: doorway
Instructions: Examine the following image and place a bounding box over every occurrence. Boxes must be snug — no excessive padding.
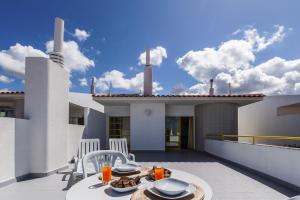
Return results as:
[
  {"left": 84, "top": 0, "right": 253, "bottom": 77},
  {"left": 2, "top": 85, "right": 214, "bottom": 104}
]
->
[{"left": 165, "top": 117, "right": 193, "bottom": 150}]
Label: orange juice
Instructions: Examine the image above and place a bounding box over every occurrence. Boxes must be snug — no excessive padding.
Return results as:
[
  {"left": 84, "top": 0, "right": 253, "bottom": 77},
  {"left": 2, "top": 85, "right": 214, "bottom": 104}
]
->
[
  {"left": 102, "top": 166, "right": 112, "bottom": 185},
  {"left": 154, "top": 167, "right": 164, "bottom": 180}
]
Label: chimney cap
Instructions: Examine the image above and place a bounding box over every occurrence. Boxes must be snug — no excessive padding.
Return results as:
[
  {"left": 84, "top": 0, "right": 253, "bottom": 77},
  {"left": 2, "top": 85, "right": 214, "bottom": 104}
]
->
[{"left": 145, "top": 48, "right": 151, "bottom": 66}]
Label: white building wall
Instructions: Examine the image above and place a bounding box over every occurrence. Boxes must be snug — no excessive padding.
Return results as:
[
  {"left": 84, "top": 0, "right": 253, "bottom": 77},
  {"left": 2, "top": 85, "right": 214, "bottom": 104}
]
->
[
  {"left": 84, "top": 108, "right": 107, "bottom": 149},
  {"left": 67, "top": 124, "right": 85, "bottom": 161},
  {"left": 0, "top": 118, "right": 29, "bottom": 184},
  {"left": 195, "top": 103, "right": 238, "bottom": 151},
  {"left": 130, "top": 103, "right": 165, "bottom": 151},
  {"left": 105, "top": 106, "right": 130, "bottom": 116},
  {"left": 25, "top": 57, "right": 69, "bottom": 174},
  {"left": 165, "top": 105, "right": 194, "bottom": 116},
  {"left": 238, "top": 96, "right": 300, "bottom": 146},
  {"left": 69, "top": 92, "right": 104, "bottom": 113},
  {"left": 14, "top": 99, "right": 24, "bottom": 119},
  {"left": 205, "top": 139, "right": 300, "bottom": 188}
]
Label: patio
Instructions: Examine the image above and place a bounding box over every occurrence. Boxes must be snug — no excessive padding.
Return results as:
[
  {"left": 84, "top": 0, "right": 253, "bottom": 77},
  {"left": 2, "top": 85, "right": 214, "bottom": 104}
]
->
[{"left": 0, "top": 151, "right": 297, "bottom": 200}]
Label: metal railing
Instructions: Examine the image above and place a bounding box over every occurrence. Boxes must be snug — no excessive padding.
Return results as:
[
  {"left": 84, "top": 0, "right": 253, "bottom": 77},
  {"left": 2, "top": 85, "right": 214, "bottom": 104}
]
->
[{"left": 205, "top": 134, "right": 300, "bottom": 145}]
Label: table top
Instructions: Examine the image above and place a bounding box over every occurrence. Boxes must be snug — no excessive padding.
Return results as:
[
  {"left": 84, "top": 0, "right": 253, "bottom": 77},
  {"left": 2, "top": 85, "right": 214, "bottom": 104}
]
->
[{"left": 66, "top": 169, "right": 213, "bottom": 200}]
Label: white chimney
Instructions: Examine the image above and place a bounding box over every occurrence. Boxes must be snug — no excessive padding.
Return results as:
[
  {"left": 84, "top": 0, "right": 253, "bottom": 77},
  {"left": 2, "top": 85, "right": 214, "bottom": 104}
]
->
[
  {"left": 144, "top": 48, "right": 153, "bottom": 96},
  {"left": 49, "top": 17, "right": 64, "bottom": 68},
  {"left": 228, "top": 82, "right": 232, "bottom": 95},
  {"left": 90, "top": 77, "right": 96, "bottom": 94},
  {"left": 209, "top": 79, "right": 214, "bottom": 95}
]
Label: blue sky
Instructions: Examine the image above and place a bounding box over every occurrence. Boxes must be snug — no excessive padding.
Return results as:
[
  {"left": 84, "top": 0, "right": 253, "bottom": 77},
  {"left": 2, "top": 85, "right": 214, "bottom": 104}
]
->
[{"left": 1, "top": 0, "right": 300, "bottom": 95}]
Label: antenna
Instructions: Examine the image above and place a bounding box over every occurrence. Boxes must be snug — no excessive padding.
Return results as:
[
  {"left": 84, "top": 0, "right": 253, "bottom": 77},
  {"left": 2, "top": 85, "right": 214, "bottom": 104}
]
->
[{"left": 49, "top": 17, "right": 64, "bottom": 67}]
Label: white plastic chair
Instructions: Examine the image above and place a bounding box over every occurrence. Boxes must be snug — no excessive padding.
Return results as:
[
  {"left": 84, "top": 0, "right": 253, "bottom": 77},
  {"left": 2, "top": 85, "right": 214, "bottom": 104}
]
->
[
  {"left": 82, "top": 150, "right": 127, "bottom": 179},
  {"left": 73, "top": 139, "right": 100, "bottom": 180},
  {"left": 109, "top": 138, "right": 135, "bottom": 161}
]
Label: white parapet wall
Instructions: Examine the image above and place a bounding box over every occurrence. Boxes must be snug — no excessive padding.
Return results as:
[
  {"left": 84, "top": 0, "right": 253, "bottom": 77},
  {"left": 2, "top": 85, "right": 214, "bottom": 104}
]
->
[
  {"left": 0, "top": 118, "right": 30, "bottom": 185},
  {"left": 205, "top": 139, "right": 300, "bottom": 188}
]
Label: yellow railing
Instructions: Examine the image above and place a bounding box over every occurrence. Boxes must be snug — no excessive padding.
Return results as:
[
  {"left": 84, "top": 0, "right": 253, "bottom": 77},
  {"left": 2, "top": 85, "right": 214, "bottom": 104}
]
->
[{"left": 205, "top": 134, "right": 300, "bottom": 145}]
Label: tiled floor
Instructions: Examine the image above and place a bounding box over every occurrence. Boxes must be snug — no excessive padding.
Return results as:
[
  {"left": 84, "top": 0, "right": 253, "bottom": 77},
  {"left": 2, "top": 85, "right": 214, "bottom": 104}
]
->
[{"left": 0, "top": 151, "right": 298, "bottom": 200}]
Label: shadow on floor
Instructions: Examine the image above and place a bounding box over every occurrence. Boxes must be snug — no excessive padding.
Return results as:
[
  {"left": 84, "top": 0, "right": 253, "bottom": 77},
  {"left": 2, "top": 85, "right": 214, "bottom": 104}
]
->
[
  {"left": 57, "top": 171, "right": 82, "bottom": 191},
  {"left": 134, "top": 150, "right": 299, "bottom": 197},
  {"left": 133, "top": 150, "right": 216, "bottom": 162}
]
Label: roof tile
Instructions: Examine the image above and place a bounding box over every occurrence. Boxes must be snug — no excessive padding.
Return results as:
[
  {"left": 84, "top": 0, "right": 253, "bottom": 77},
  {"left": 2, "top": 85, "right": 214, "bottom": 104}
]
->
[
  {"left": 92, "top": 93, "right": 265, "bottom": 98},
  {"left": 0, "top": 91, "right": 24, "bottom": 94}
]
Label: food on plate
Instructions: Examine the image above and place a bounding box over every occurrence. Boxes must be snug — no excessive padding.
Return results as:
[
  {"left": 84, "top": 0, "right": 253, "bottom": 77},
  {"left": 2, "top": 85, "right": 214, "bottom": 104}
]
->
[{"left": 110, "top": 176, "right": 141, "bottom": 188}]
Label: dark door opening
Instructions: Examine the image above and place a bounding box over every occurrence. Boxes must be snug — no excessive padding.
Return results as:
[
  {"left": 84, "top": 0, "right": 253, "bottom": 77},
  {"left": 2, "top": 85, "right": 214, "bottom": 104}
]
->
[{"left": 165, "top": 117, "right": 193, "bottom": 150}]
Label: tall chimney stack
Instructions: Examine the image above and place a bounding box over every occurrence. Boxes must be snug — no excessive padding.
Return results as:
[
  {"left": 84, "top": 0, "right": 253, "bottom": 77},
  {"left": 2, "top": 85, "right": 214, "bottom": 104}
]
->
[
  {"left": 209, "top": 79, "right": 214, "bottom": 95},
  {"left": 143, "top": 48, "right": 153, "bottom": 96},
  {"left": 228, "top": 82, "right": 232, "bottom": 95},
  {"left": 90, "top": 77, "right": 96, "bottom": 94},
  {"left": 49, "top": 17, "right": 64, "bottom": 68}
]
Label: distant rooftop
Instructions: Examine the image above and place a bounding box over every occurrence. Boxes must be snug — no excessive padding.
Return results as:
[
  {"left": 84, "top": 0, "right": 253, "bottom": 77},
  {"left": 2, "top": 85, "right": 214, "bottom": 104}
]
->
[
  {"left": 0, "top": 91, "right": 24, "bottom": 95},
  {"left": 93, "top": 93, "right": 265, "bottom": 98},
  {"left": 0, "top": 91, "right": 265, "bottom": 98}
]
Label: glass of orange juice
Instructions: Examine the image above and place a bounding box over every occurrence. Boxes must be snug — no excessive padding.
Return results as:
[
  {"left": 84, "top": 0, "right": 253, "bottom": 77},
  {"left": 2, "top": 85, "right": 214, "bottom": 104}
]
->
[
  {"left": 154, "top": 166, "right": 164, "bottom": 180},
  {"left": 102, "top": 165, "right": 112, "bottom": 185}
]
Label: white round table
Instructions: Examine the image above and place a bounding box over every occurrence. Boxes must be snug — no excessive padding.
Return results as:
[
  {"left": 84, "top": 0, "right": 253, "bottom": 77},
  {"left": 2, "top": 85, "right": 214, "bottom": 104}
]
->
[{"left": 66, "top": 169, "right": 213, "bottom": 200}]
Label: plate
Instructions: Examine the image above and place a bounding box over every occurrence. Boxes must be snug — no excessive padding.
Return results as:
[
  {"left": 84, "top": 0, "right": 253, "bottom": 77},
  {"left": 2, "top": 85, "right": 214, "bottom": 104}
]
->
[
  {"left": 110, "top": 182, "right": 142, "bottom": 193},
  {"left": 127, "top": 161, "right": 142, "bottom": 167},
  {"left": 114, "top": 163, "right": 138, "bottom": 172},
  {"left": 154, "top": 178, "right": 189, "bottom": 196},
  {"left": 147, "top": 184, "right": 196, "bottom": 200}
]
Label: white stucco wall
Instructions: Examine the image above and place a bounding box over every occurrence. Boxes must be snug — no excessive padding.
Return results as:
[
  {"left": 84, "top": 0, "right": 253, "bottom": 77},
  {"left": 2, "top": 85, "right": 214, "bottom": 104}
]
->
[
  {"left": 69, "top": 92, "right": 104, "bottom": 113},
  {"left": 195, "top": 103, "right": 238, "bottom": 151},
  {"left": 205, "top": 139, "right": 300, "bottom": 188},
  {"left": 0, "top": 118, "right": 29, "bottom": 184},
  {"left": 165, "top": 105, "right": 194, "bottom": 116},
  {"left": 67, "top": 124, "right": 85, "bottom": 161},
  {"left": 84, "top": 108, "right": 107, "bottom": 149},
  {"left": 130, "top": 103, "right": 165, "bottom": 151},
  {"left": 14, "top": 99, "right": 24, "bottom": 119},
  {"left": 25, "top": 57, "right": 69, "bottom": 173},
  {"left": 238, "top": 95, "right": 300, "bottom": 145},
  {"left": 105, "top": 106, "right": 130, "bottom": 116}
]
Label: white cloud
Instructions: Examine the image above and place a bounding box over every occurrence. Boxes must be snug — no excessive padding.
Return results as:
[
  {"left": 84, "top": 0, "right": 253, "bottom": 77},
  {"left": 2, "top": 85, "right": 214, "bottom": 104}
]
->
[
  {"left": 0, "top": 88, "right": 9, "bottom": 92},
  {"left": 74, "top": 28, "right": 90, "bottom": 41},
  {"left": 138, "top": 46, "right": 167, "bottom": 66},
  {"left": 0, "top": 40, "right": 94, "bottom": 78},
  {"left": 79, "top": 78, "right": 88, "bottom": 87},
  {"left": 46, "top": 40, "right": 95, "bottom": 72},
  {"left": 0, "top": 43, "right": 47, "bottom": 76},
  {"left": 295, "top": 83, "right": 300, "bottom": 93},
  {"left": 244, "top": 25, "right": 286, "bottom": 52},
  {"left": 95, "top": 70, "right": 163, "bottom": 93},
  {"left": 177, "top": 25, "right": 299, "bottom": 95},
  {"left": 0, "top": 75, "right": 14, "bottom": 83}
]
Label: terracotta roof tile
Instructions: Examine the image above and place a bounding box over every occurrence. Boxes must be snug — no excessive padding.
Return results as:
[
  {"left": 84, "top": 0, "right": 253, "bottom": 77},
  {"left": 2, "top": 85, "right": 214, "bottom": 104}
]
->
[
  {"left": 92, "top": 93, "right": 265, "bottom": 98},
  {"left": 0, "top": 91, "right": 24, "bottom": 94}
]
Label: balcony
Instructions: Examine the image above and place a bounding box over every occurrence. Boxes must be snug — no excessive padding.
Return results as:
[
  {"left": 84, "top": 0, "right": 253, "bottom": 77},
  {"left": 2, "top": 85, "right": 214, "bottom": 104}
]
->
[{"left": 0, "top": 150, "right": 298, "bottom": 200}]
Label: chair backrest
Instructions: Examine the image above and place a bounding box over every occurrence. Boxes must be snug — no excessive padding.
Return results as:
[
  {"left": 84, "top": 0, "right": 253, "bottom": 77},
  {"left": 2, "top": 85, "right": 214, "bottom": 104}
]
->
[
  {"left": 78, "top": 139, "right": 100, "bottom": 159},
  {"left": 82, "top": 150, "right": 127, "bottom": 178},
  {"left": 109, "top": 138, "right": 129, "bottom": 156}
]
